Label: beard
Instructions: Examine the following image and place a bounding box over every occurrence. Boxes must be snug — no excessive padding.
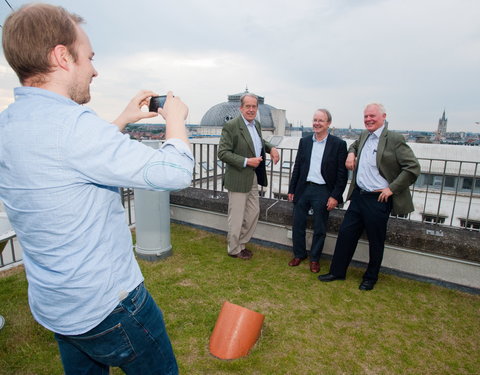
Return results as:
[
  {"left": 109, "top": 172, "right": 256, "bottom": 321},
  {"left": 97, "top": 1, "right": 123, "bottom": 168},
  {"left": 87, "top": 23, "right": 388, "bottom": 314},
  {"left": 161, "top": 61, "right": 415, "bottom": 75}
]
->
[{"left": 69, "top": 81, "right": 91, "bottom": 105}]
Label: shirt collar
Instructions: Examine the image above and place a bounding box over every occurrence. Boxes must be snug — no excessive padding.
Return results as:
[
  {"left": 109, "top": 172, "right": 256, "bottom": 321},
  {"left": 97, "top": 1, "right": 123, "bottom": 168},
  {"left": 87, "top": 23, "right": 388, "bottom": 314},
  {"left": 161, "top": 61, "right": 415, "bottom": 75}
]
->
[
  {"left": 241, "top": 115, "right": 255, "bottom": 127},
  {"left": 370, "top": 124, "right": 385, "bottom": 138},
  {"left": 14, "top": 86, "right": 77, "bottom": 106},
  {"left": 312, "top": 133, "right": 328, "bottom": 143}
]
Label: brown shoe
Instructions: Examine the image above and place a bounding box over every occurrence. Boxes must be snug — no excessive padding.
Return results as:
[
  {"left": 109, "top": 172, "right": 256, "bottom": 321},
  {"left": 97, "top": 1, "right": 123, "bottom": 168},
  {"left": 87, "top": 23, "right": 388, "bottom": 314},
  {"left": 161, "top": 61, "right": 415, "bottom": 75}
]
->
[
  {"left": 288, "top": 257, "right": 306, "bottom": 266},
  {"left": 310, "top": 261, "right": 320, "bottom": 273},
  {"left": 228, "top": 249, "right": 252, "bottom": 260}
]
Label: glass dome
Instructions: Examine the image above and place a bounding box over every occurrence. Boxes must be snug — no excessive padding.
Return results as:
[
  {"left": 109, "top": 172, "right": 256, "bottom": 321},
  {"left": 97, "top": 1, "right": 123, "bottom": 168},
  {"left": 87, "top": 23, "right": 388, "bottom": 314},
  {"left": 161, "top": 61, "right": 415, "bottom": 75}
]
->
[{"left": 200, "top": 89, "right": 287, "bottom": 129}]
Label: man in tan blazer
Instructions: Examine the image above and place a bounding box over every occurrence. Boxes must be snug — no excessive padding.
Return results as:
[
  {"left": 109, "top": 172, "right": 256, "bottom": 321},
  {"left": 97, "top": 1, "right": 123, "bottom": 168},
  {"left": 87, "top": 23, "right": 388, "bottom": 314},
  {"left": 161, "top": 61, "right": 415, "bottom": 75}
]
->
[
  {"left": 319, "top": 103, "right": 420, "bottom": 290},
  {"left": 218, "top": 94, "right": 279, "bottom": 259}
]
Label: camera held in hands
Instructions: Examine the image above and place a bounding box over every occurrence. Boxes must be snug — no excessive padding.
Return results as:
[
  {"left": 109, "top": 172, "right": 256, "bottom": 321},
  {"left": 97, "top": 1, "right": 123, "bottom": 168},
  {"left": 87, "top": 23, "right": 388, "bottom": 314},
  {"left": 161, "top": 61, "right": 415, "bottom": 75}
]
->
[{"left": 149, "top": 95, "right": 167, "bottom": 113}]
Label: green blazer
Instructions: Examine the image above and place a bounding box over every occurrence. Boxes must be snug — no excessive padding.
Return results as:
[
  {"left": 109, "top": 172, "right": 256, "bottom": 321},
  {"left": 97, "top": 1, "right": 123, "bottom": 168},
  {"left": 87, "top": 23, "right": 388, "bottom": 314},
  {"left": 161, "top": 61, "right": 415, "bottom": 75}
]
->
[
  {"left": 218, "top": 116, "right": 275, "bottom": 193},
  {"left": 348, "top": 127, "right": 420, "bottom": 215}
]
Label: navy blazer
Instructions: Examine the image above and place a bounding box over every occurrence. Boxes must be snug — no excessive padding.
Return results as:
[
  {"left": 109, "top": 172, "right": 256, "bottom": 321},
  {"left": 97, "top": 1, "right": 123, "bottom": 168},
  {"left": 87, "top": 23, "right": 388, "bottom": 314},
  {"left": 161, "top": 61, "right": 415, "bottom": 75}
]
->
[{"left": 288, "top": 134, "right": 348, "bottom": 204}]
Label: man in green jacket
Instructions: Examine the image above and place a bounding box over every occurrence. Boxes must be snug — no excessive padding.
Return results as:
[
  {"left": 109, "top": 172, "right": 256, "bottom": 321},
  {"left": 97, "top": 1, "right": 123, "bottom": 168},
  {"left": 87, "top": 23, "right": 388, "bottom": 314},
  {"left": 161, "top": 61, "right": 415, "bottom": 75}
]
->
[
  {"left": 218, "top": 94, "right": 279, "bottom": 259},
  {"left": 319, "top": 103, "right": 420, "bottom": 290}
]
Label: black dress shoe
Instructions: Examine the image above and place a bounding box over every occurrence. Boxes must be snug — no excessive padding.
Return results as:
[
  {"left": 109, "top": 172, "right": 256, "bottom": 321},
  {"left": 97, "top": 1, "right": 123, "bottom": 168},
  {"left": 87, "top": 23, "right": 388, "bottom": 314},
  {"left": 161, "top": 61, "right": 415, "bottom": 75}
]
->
[
  {"left": 243, "top": 248, "right": 253, "bottom": 256},
  {"left": 359, "top": 280, "right": 376, "bottom": 291},
  {"left": 318, "top": 273, "right": 345, "bottom": 282}
]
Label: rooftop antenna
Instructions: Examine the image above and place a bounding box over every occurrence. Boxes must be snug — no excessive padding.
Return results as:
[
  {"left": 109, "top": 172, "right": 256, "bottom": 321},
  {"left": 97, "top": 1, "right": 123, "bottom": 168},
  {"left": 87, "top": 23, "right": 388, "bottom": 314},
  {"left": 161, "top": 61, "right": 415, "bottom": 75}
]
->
[{"left": 4, "top": 0, "right": 13, "bottom": 10}]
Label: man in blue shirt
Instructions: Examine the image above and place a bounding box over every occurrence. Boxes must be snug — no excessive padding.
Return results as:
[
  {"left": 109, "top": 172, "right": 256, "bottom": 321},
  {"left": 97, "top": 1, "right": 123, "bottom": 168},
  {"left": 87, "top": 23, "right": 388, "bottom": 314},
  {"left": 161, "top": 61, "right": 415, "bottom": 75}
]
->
[{"left": 0, "top": 4, "right": 193, "bottom": 374}]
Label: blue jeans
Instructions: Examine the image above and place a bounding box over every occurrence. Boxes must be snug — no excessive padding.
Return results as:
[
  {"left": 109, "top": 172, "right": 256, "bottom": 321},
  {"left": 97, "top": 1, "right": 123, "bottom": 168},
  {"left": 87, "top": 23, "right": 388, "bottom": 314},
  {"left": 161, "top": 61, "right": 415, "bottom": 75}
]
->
[{"left": 54, "top": 283, "right": 178, "bottom": 375}]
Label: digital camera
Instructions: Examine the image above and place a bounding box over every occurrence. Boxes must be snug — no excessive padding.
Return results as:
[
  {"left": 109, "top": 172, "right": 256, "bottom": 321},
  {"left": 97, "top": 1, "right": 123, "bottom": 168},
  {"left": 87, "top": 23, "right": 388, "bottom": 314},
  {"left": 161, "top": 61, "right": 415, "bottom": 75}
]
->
[{"left": 148, "top": 95, "right": 167, "bottom": 112}]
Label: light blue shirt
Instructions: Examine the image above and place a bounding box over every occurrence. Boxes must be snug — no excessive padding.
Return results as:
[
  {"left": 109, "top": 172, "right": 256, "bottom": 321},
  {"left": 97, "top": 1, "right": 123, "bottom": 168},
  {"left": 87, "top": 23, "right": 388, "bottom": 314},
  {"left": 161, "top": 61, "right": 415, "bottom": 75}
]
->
[
  {"left": 0, "top": 87, "right": 194, "bottom": 335},
  {"left": 306, "top": 133, "right": 328, "bottom": 185},
  {"left": 356, "top": 125, "right": 389, "bottom": 191},
  {"left": 242, "top": 116, "right": 263, "bottom": 167}
]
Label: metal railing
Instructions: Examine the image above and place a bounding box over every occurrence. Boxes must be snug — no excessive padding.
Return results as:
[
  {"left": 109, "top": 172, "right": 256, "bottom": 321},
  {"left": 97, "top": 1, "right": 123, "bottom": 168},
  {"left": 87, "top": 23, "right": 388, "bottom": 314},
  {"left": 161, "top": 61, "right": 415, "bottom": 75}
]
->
[
  {"left": 2, "top": 143, "right": 478, "bottom": 271},
  {"left": 190, "top": 142, "right": 480, "bottom": 230},
  {"left": 0, "top": 235, "right": 19, "bottom": 269}
]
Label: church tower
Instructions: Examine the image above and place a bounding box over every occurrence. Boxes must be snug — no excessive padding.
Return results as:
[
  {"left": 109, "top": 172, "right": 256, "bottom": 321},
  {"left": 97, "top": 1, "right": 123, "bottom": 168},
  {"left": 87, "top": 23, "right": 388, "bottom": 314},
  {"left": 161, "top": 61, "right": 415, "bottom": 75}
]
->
[{"left": 437, "top": 110, "right": 447, "bottom": 137}]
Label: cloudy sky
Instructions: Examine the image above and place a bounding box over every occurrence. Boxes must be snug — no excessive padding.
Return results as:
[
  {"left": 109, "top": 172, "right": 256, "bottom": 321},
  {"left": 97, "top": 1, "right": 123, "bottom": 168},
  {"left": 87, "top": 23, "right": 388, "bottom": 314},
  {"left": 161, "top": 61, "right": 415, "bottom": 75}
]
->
[{"left": 1, "top": 0, "right": 479, "bottom": 132}]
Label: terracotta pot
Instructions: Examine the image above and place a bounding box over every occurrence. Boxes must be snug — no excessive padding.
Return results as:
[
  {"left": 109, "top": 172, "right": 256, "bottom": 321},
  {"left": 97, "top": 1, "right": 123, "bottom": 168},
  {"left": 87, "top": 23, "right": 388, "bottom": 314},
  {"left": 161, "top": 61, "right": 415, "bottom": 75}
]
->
[{"left": 209, "top": 301, "right": 265, "bottom": 360}]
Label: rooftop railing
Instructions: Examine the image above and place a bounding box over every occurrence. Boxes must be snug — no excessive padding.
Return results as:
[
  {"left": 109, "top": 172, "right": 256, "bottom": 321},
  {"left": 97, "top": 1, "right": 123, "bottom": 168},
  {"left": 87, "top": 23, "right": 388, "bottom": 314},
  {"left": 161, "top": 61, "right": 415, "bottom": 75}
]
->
[
  {"left": 0, "top": 211, "right": 18, "bottom": 269},
  {"left": 0, "top": 235, "right": 18, "bottom": 269},
  {"left": 191, "top": 142, "right": 480, "bottom": 231},
  {"left": 1, "top": 141, "right": 478, "bottom": 271}
]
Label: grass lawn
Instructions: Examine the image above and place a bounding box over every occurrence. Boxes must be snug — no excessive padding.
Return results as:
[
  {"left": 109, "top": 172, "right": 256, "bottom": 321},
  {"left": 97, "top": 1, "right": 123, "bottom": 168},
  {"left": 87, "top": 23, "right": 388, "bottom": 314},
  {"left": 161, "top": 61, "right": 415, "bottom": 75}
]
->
[{"left": 0, "top": 223, "right": 479, "bottom": 374}]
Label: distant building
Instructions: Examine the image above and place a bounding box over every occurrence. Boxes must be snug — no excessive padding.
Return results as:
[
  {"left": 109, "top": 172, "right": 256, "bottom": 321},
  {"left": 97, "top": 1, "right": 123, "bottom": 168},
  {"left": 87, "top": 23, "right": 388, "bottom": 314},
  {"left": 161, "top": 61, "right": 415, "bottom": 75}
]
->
[{"left": 437, "top": 110, "right": 448, "bottom": 138}]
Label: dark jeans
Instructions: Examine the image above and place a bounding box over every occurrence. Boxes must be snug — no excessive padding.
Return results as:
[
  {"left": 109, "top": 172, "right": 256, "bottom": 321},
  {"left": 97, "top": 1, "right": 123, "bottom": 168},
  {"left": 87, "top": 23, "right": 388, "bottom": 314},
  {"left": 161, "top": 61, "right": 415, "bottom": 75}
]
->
[
  {"left": 55, "top": 282, "right": 178, "bottom": 375},
  {"left": 329, "top": 188, "right": 392, "bottom": 282},
  {"left": 292, "top": 184, "right": 330, "bottom": 262}
]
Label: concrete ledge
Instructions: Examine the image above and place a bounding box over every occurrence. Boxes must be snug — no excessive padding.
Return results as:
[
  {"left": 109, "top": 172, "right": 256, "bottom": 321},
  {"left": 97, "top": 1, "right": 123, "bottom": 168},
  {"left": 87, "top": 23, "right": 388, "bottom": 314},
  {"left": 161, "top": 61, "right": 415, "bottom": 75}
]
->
[
  {"left": 170, "top": 187, "right": 480, "bottom": 291},
  {"left": 171, "top": 188, "right": 479, "bottom": 262}
]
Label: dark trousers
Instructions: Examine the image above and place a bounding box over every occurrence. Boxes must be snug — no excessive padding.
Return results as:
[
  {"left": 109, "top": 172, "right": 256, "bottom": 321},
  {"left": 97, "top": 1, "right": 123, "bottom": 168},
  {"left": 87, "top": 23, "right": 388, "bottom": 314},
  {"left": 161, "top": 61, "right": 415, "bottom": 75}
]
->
[
  {"left": 292, "top": 184, "right": 330, "bottom": 262},
  {"left": 329, "top": 188, "right": 392, "bottom": 282}
]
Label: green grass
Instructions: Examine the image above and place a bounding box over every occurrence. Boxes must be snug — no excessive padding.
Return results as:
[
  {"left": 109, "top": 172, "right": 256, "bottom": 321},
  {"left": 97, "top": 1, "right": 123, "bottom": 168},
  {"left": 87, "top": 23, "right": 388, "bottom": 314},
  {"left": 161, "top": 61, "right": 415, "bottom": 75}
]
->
[{"left": 1, "top": 223, "right": 479, "bottom": 374}]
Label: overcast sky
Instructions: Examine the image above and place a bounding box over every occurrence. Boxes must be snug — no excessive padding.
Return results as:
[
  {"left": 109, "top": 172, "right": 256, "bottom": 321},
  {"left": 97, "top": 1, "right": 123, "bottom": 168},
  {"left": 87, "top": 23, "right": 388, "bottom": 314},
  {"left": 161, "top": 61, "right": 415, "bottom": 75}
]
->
[{"left": 1, "top": 0, "right": 479, "bottom": 132}]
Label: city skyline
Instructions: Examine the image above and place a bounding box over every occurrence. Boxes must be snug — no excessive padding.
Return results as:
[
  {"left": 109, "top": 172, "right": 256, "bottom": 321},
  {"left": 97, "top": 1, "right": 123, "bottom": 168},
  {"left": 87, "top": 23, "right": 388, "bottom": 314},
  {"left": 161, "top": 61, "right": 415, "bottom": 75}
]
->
[{"left": 1, "top": 0, "right": 479, "bottom": 132}]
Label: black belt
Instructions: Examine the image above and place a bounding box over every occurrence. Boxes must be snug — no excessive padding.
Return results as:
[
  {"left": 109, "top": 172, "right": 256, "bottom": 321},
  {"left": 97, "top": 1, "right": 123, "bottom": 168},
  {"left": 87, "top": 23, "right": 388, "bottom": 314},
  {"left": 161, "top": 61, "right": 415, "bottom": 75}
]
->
[
  {"left": 357, "top": 187, "right": 381, "bottom": 196},
  {"left": 307, "top": 181, "right": 326, "bottom": 186}
]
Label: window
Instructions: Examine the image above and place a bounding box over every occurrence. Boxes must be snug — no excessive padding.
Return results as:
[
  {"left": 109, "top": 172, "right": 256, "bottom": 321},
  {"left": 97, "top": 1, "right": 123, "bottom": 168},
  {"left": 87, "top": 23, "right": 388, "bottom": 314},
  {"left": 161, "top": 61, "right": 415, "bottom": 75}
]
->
[
  {"left": 199, "top": 162, "right": 214, "bottom": 171},
  {"left": 420, "top": 175, "right": 479, "bottom": 192},
  {"left": 417, "top": 174, "right": 448, "bottom": 189},
  {"left": 422, "top": 214, "right": 446, "bottom": 224},
  {"left": 444, "top": 176, "right": 456, "bottom": 189},
  {"left": 462, "top": 178, "right": 473, "bottom": 190},
  {"left": 425, "top": 175, "right": 443, "bottom": 188},
  {"left": 281, "top": 161, "right": 293, "bottom": 170},
  {"left": 433, "top": 176, "right": 443, "bottom": 187},
  {"left": 391, "top": 213, "right": 408, "bottom": 219},
  {"left": 459, "top": 219, "right": 480, "bottom": 231},
  {"left": 424, "top": 174, "right": 433, "bottom": 186}
]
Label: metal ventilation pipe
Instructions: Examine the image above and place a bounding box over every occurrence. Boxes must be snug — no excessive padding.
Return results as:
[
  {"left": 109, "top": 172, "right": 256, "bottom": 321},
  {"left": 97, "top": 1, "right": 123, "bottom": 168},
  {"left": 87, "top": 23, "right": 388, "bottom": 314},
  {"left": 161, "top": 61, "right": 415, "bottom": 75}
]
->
[{"left": 134, "top": 140, "right": 172, "bottom": 261}]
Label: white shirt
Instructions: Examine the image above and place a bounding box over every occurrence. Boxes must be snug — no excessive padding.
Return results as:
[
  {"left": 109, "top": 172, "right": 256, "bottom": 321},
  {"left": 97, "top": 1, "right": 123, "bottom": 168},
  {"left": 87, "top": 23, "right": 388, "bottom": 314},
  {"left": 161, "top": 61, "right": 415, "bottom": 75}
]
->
[
  {"left": 242, "top": 116, "right": 263, "bottom": 167},
  {"left": 356, "top": 125, "right": 389, "bottom": 191},
  {"left": 306, "top": 133, "right": 328, "bottom": 185}
]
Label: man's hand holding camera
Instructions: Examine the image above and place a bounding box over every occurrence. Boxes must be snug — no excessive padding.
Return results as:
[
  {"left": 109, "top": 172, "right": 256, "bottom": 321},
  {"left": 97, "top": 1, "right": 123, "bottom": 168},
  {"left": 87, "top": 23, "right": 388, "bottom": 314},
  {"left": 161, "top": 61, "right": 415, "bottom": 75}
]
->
[
  {"left": 112, "top": 90, "right": 190, "bottom": 146},
  {"left": 113, "top": 90, "right": 158, "bottom": 130}
]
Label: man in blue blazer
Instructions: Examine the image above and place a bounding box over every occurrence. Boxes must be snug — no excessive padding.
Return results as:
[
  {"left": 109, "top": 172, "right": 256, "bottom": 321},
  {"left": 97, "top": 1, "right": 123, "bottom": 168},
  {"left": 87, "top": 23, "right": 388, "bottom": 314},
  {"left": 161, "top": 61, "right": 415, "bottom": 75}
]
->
[
  {"left": 288, "top": 109, "right": 348, "bottom": 273},
  {"left": 319, "top": 103, "right": 420, "bottom": 290},
  {"left": 218, "top": 94, "right": 279, "bottom": 259}
]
